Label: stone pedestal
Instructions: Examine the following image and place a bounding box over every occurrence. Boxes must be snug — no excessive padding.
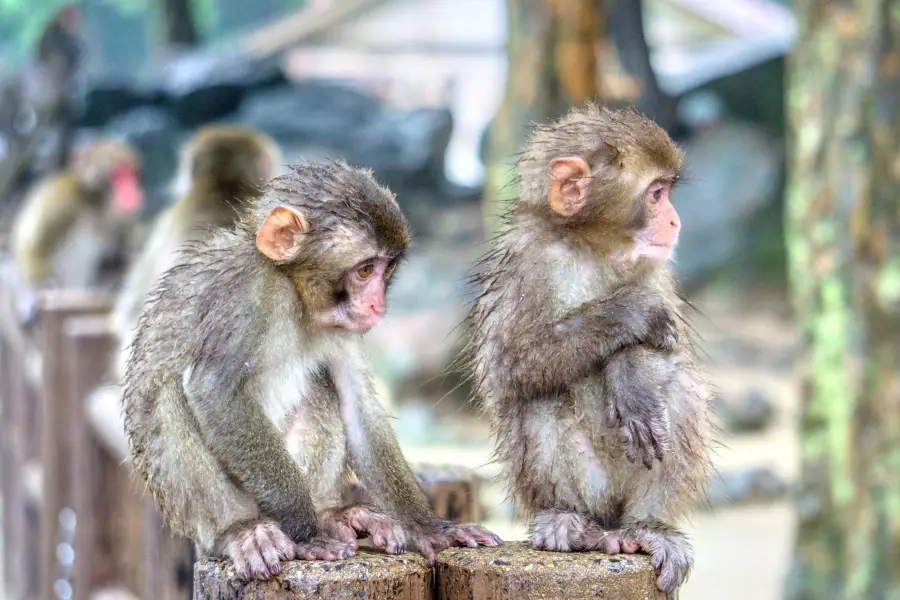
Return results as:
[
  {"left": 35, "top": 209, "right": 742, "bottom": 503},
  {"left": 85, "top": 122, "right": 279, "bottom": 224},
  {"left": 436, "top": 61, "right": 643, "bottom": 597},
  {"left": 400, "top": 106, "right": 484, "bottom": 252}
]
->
[
  {"left": 436, "top": 541, "right": 666, "bottom": 600},
  {"left": 193, "top": 550, "right": 432, "bottom": 599}
]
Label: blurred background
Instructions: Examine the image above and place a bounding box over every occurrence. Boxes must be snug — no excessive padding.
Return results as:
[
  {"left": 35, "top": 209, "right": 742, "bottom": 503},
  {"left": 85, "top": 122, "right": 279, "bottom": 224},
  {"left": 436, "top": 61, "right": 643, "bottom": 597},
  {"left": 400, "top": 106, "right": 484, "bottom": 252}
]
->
[{"left": 1, "top": 0, "right": 897, "bottom": 599}]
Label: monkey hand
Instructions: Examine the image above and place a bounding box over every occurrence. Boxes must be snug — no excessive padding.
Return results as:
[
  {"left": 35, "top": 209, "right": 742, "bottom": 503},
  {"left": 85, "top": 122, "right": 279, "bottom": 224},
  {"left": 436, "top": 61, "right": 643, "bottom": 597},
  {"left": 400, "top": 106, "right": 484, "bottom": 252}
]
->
[
  {"left": 646, "top": 308, "right": 678, "bottom": 352},
  {"left": 404, "top": 518, "right": 502, "bottom": 564},
  {"left": 318, "top": 503, "right": 406, "bottom": 554},
  {"left": 604, "top": 388, "right": 671, "bottom": 470}
]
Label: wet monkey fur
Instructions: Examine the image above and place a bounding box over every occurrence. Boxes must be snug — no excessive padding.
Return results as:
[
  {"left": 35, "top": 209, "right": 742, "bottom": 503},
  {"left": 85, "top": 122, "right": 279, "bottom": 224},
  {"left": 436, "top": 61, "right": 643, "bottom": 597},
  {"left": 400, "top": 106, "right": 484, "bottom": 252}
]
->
[
  {"left": 122, "top": 160, "right": 500, "bottom": 580},
  {"left": 465, "top": 104, "right": 712, "bottom": 594}
]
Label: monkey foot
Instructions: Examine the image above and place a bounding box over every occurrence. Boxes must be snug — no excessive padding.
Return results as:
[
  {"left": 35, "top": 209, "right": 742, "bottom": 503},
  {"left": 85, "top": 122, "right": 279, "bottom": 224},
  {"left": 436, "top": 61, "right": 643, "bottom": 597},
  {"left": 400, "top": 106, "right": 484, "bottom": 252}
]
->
[
  {"left": 408, "top": 520, "right": 502, "bottom": 564},
  {"left": 318, "top": 503, "right": 406, "bottom": 554},
  {"left": 529, "top": 509, "right": 606, "bottom": 552},
  {"left": 221, "top": 520, "right": 296, "bottom": 580},
  {"left": 598, "top": 525, "right": 693, "bottom": 594},
  {"left": 295, "top": 535, "right": 357, "bottom": 561}
]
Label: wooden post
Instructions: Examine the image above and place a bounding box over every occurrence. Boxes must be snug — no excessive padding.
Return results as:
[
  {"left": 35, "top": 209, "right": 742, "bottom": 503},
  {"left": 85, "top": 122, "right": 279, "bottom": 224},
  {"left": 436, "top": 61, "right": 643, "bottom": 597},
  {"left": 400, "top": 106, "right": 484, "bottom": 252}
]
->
[
  {"left": 343, "top": 464, "right": 481, "bottom": 523},
  {"left": 64, "top": 314, "right": 119, "bottom": 600},
  {"left": 193, "top": 551, "right": 432, "bottom": 599},
  {"left": 0, "top": 320, "right": 29, "bottom": 600},
  {"left": 436, "top": 542, "right": 666, "bottom": 600},
  {"left": 35, "top": 289, "right": 113, "bottom": 600}
]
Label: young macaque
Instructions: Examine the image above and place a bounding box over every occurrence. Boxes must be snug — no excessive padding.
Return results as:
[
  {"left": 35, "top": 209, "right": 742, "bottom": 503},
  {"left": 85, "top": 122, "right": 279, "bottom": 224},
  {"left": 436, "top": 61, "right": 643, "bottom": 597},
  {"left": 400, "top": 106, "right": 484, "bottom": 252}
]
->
[
  {"left": 466, "top": 104, "right": 712, "bottom": 594},
  {"left": 122, "top": 160, "right": 500, "bottom": 580},
  {"left": 10, "top": 137, "right": 143, "bottom": 289},
  {"left": 111, "top": 124, "right": 281, "bottom": 382}
]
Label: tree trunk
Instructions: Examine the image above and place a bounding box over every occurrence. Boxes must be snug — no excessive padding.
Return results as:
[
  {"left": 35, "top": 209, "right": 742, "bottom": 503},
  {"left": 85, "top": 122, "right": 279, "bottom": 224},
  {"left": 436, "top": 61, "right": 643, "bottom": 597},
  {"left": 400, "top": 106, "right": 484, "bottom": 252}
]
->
[
  {"left": 785, "top": 1, "right": 900, "bottom": 599},
  {"left": 608, "top": 0, "right": 679, "bottom": 135},
  {"left": 481, "top": 0, "right": 606, "bottom": 234},
  {"left": 158, "top": 0, "right": 200, "bottom": 48}
]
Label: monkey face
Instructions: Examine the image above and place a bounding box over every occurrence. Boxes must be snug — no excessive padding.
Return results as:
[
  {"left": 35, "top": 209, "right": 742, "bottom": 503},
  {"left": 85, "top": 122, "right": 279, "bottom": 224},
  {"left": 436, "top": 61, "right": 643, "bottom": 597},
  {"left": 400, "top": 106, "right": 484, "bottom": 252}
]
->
[
  {"left": 317, "top": 257, "right": 398, "bottom": 334},
  {"left": 631, "top": 179, "right": 680, "bottom": 262},
  {"left": 253, "top": 162, "right": 410, "bottom": 336}
]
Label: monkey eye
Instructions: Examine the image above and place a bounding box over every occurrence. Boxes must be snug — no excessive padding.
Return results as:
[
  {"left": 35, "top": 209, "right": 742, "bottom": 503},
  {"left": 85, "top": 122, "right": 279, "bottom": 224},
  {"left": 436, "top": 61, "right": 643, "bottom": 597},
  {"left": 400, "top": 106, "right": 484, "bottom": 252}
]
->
[
  {"left": 648, "top": 183, "right": 666, "bottom": 204},
  {"left": 384, "top": 259, "right": 397, "bottom": 279},
  {"left": 357, "top": 264, "right": 374, "bottom": 279}
]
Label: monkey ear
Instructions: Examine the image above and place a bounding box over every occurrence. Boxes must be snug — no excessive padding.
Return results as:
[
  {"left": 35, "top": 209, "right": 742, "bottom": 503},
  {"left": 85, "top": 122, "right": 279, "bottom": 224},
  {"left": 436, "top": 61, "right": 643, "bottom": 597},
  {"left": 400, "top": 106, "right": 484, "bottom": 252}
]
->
[
  {"left": 547, "top": 157, "right": 592, "bottom": 217},
  {"left": 256, "top": 205, "right": 309, "bottom": 261}
]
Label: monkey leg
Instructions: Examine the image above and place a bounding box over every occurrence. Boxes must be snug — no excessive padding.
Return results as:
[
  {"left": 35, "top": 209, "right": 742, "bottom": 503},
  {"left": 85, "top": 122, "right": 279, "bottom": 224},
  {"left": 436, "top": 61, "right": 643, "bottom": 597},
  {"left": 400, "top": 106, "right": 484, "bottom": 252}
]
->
[
  {"left": 318, "top": 503, "right": 406, "bottom": 554},
  {"left": 213, "top": 519, "right": 297, "bottom": 580},
  {"left": 602, "top": 346, "right": 675, "bottom": 470}
]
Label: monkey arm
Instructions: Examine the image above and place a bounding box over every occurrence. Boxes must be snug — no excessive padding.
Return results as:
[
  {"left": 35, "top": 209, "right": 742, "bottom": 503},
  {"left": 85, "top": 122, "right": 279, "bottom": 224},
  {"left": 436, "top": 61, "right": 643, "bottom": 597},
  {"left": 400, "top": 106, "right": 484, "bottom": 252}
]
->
[
  {"left": 329, "top": 354, "right": 434, "bottom": 525},
  {"left": 11, "top": 183, "right": 78, "bottom": 284},
  {"left": 184, "top": 372, "right": 318, "bottom": 542},
  {"left": 497, "top": 283, "right": 674, "bottom": 400}
]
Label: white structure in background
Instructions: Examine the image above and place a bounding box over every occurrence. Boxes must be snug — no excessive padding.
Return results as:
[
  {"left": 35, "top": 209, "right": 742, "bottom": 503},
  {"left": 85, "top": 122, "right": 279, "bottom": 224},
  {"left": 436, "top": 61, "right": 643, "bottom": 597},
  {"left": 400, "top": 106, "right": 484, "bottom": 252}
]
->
[{"left": 242, "top": 0, "right": 796, "bottom": 187}]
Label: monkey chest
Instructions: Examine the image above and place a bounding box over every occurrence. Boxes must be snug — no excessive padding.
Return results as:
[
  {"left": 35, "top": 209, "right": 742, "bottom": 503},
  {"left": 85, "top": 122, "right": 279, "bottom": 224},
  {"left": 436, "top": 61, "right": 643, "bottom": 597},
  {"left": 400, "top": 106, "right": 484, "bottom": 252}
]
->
[{"left": 258, "top": 359, "right": 325, "bottom": 431}]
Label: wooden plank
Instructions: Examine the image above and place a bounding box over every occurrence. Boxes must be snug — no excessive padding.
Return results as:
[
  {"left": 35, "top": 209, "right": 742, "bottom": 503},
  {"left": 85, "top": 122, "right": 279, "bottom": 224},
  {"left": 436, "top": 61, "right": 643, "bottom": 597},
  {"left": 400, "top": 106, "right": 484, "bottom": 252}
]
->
[
  {"left": 36, "top": 293, "right": 113, "bottom": 600},
  {"left": 64, "top": 315, "right": 118, "bottom": 600},
  {"left": 0, "top": 328, "right": 26, "bottom": 600}
]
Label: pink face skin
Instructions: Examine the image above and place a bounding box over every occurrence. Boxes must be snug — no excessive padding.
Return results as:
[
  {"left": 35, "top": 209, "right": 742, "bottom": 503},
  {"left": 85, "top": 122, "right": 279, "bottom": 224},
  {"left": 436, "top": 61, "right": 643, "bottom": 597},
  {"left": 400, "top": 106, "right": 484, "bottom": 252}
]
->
[
  {"left": 320, "top": 257, "right": 398, "bottom": 334},
  {"left": 110, "top": 162, "right": 143, "bottom": 215},
  {"left": 634, "top": 180, "right": 681, "bottom": 262}
]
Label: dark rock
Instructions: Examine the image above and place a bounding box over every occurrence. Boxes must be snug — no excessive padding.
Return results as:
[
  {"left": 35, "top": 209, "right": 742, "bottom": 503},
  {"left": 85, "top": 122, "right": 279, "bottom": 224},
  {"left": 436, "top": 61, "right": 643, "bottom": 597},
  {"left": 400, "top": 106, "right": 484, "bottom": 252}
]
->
[
  {"left": 146, "top": 51, "right": 286, "bottom": 127},
  {"left": 235, "top": 81, "right": 453, "bottom": 191},
  {"left": 712, "top": 388, "right": 777, "bottom": 434},
  {"left": 77, "top": 75, "right": 157, "bottom": 127},
  {"left": 705, "top": 466, "right": 788, "bottom": 509}
]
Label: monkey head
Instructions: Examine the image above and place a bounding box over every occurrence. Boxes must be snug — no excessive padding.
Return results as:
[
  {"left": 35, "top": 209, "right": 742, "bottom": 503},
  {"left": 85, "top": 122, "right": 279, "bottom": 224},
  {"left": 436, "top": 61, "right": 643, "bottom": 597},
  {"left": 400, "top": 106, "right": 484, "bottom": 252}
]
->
[
  {"left": 71, "top": 138, "right": 143, "bottom": 214},
  {"left": 182, "top": 124, "right": 283, "bottom": 197},
  {"left": 518, "top": 104, "right": 683, "bottom": 265},
  {"left": 252, "top": 160, "right": 409, "bottom": 335},
  {"left": 57, "top": 5, "right": 81, "bottom": 30}
]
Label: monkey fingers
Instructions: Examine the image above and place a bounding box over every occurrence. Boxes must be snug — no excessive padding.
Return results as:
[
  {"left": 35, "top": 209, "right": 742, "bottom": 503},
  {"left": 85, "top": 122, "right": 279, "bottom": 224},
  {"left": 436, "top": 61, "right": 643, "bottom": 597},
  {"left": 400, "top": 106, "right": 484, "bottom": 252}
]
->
[
  {"left": 646, "top": 310, "right": 679, "bottom": 353},
  {"left": 319, "top": 504, "right": 406, "bottom": 554},
  {"left": 442, "top": 523, "right": 503, "bottom": 549},
  {"left": 294, "top": 535, "right": 357, "bottom": 561},
  {"left": 221, "top": 520, "right": 296, "bottom": 580},
  {"left": 620, "top": 418, "right": 666, "bottom": 470},
  {"left": 406, "top": 521, "right": 501, "bottom": 564}
]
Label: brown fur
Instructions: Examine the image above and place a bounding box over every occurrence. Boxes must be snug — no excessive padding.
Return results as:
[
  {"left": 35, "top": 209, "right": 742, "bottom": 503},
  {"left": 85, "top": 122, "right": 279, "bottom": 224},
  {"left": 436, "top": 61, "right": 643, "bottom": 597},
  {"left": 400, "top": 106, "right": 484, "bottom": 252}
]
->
[
  {"left": 464, "top": 104, "right": 713, "bottom": 594},
  {"left": 122, "top": 159, "right": 499, "bottom": 580},
  {"left": 10, "top": 137, "right": 140, "bottom": 287}
]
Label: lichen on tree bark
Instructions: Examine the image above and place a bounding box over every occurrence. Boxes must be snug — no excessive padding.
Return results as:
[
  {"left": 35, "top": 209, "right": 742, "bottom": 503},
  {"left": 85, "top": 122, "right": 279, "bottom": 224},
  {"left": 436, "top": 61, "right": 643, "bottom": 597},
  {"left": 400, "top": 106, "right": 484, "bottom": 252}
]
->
[{"left": 785, "top": 1, "right": 900, "bottom": 598}]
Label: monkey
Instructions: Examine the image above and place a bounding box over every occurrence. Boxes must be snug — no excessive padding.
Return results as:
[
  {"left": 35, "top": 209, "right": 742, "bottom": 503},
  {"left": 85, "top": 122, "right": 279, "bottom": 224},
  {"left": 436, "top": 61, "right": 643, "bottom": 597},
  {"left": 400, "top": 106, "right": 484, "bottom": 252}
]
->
[
  {"left": 10, "top": 137, "right": 143, "bottom": 290},
  {"left": 464, "top": 104, "right": 712, "bottom": 595},
  {"left": 32, "top": 4, "right": 83, "bottom": 170},
  {"left": 121, "top": 159, "right": 501, "bottom": 581},
  {"left": 110, "top": 124, "right": 281, "bottom": 382}
]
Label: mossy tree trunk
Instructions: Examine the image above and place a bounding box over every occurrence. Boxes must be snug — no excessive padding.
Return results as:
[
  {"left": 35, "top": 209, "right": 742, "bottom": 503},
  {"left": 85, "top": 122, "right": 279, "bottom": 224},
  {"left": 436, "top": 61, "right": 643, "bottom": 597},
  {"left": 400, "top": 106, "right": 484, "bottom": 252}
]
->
[
  {"left": 785, "top": 1, "right": 900, "bottom": 599},
  {"left": 482, "top": 0, "right": 606, "bottom": 234}
]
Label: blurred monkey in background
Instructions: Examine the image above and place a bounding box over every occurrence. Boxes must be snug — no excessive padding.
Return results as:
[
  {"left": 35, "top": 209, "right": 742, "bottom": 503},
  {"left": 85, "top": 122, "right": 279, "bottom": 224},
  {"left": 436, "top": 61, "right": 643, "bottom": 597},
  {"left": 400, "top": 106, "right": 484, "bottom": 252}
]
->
[{"left": 111, "top": 124, "right": 281, "bottom": 382}]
